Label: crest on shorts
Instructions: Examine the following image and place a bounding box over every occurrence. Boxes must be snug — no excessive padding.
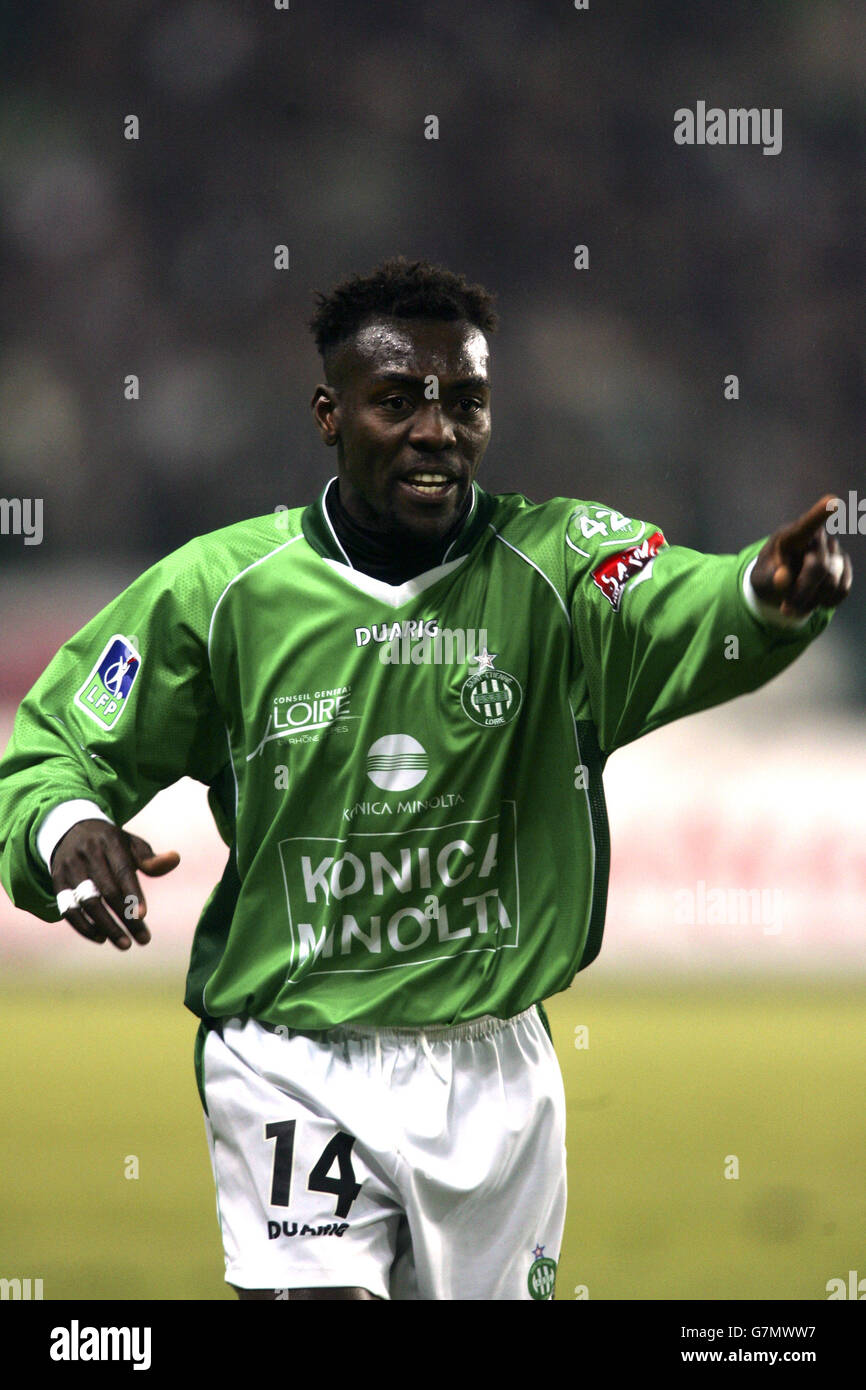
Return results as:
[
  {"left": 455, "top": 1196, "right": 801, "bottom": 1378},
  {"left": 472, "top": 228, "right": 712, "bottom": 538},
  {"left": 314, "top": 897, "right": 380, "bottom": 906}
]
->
[
  {"left": 528, "top": 1244, "right": 557, "bottom": 1301},
  {"left": 460, "top": 649, "right": 523, "bottom": 728}
]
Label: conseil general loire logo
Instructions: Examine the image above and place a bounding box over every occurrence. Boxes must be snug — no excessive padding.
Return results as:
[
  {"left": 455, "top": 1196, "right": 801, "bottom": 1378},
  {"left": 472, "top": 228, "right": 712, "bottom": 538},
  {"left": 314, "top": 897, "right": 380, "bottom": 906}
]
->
[{"left": 460, "top": 649, "right": 523, "bottom": 728}]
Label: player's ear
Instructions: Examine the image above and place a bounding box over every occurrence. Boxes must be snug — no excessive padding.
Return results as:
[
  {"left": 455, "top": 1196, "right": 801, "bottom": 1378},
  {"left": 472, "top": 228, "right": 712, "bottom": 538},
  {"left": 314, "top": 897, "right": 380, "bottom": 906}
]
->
[{"left": 311, "top": 385, "right": 340, "bottom": 446}]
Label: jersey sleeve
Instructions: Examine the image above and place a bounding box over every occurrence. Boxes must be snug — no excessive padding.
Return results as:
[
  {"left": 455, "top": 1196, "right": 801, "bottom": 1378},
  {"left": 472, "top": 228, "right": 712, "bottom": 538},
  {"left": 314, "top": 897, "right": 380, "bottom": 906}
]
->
[
  {"left": 564, "top": 501, "right": 834, "bottom": 756},
  {"left": 0, "top": 543, "right": 228, "bottom": 922}
]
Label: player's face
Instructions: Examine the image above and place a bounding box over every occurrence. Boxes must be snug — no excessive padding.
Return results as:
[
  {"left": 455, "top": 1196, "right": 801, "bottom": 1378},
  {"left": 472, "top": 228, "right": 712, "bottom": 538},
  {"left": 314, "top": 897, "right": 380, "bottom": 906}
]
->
[{"left": 312, "top": 317, "right": 491, "bottom": 541}]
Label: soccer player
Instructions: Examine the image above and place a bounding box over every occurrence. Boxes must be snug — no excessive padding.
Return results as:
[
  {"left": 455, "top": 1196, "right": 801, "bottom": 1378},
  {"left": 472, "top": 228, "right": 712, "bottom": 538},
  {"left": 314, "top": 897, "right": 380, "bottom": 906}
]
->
[{"left": 0, "top": 259, "right": 852, "bottom": 1301}]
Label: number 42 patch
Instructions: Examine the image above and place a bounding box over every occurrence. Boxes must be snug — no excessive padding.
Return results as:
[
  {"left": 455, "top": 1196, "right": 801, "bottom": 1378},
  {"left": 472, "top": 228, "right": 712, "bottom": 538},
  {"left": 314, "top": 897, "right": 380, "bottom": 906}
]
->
[{"left": 566, "top": 504, "right": 645, "bottom": 553}]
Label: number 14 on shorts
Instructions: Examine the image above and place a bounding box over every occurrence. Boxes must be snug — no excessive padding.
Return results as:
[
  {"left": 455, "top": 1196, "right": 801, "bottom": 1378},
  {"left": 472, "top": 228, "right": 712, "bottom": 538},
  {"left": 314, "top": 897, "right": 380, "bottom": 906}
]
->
[{"left": 265, "top": 1120, "right": 362, "bottom": 1239}]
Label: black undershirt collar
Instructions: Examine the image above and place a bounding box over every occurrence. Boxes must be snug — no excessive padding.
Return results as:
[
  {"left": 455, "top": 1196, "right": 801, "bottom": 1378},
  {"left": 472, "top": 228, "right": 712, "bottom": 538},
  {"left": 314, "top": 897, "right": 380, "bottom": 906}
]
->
[{"left": 325, "top": 478, "right": 474, "bottom": 585}]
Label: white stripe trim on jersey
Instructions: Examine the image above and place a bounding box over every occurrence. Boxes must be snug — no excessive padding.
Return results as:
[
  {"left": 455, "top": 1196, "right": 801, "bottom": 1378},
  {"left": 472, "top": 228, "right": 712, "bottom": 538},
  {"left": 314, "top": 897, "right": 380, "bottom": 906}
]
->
[
  {"left": 206, "top": 534, "right": 305, "bottom": 666},
  {"left": 321, "top": 476, "right": 354, "bottom": 567},
  {"left": 320, "top": 553, "right": 468, "bottom": 607},
  {"left": 571, "top": 710, "right": 597, "bottom": 929},
  {"left": 206, "top": 534, "right": 306, "bottom": 842},
  {"left": 225, "top": 726, "right": 240, "bottom": 818},
  {"left": 316, "top": 477, "right": 478, "bottom": 606},
  {"left": 442, "top": 481, "right": 478, "bottom": 562},
  {"left": 486, "top": 525, "right": 571, "bottom": 626}
]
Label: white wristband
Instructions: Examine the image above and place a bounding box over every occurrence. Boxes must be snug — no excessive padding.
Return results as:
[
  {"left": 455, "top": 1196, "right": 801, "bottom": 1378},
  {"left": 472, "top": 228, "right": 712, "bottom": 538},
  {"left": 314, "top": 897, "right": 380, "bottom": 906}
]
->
[
  {"left": 37, "top": 800, "right": 114, "bottom": 868},
  {"left": 742, "top": 557, "right": 810, "bottom": 629}
]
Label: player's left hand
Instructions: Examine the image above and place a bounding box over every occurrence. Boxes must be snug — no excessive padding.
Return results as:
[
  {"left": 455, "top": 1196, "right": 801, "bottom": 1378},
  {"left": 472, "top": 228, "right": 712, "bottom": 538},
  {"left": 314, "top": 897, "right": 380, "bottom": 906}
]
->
[{"left": 750, "top": 495, "right": 853, "bottom": 618}]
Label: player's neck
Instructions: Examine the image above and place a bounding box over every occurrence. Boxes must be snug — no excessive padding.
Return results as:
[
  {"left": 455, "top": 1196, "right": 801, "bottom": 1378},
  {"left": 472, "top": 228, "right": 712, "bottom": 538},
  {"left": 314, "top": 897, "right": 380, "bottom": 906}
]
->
[{"left": 326, "top": 480, "right": 472, "bottom": 584}]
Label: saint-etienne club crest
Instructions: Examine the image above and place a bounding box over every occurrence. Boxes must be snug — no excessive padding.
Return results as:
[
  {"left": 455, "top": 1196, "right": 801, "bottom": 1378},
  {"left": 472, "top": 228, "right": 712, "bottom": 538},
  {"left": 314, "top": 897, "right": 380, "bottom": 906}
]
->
[
  {"left": 527, "top": 1245, "right": 557, "bottom": 1300},
  {"left": 460, "top": 648, "right": 523, "bottom": 728}
]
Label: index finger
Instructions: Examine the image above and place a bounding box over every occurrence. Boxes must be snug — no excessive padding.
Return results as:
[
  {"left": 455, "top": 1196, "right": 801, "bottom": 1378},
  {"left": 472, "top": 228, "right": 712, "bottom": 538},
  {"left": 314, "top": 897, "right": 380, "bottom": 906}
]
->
[{"left": 777, "top": 494, "right": 840, "bottom": 556}]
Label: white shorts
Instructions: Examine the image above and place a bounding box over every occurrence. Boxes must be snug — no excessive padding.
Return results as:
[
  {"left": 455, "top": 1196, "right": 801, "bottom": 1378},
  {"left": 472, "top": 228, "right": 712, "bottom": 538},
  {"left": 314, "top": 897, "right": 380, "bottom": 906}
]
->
[{"left": 198, "top": 1006, "right": 567, "bottom": 1300}]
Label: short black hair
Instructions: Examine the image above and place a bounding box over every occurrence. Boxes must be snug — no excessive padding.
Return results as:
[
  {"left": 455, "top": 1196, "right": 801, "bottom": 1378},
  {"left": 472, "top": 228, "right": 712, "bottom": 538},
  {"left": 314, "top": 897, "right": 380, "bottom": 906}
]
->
[{"left": 310, "top": 256, "right": 498, "bottom": 361}]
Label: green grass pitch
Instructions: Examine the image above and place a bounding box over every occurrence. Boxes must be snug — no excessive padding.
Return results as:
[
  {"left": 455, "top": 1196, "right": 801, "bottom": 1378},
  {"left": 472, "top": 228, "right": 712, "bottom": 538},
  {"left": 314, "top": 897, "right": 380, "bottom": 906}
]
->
[{"left": 0, "top": 977, "right": 863, "bottom": 1300}]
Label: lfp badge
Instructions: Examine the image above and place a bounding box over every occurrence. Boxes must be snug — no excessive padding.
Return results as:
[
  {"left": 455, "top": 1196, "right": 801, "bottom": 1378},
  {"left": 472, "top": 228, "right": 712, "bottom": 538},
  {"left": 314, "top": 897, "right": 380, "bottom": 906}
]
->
[{"left": 74, "top": 635, "right": 142, "bottom": 731}]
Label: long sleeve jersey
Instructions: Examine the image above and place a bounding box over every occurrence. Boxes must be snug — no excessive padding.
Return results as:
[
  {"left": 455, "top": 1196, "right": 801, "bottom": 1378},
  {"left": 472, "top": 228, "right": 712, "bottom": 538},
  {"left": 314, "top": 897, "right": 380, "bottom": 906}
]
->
[{"left": 0, "top": 482, "right": 832, "bottom": 1029}]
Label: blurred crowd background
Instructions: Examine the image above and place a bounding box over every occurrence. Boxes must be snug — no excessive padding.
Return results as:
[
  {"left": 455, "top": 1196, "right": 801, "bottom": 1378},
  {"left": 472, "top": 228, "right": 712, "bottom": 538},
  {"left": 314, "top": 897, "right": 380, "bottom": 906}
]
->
[{"left": 0, "top": 0, "right": 863, "bottom": 701}]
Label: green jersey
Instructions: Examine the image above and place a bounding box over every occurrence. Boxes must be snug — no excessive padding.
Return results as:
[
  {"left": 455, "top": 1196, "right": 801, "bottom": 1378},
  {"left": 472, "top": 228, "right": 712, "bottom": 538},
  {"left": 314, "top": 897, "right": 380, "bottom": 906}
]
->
[{"left": 0, "top": 482, "right": 832, "bottom": 1028}]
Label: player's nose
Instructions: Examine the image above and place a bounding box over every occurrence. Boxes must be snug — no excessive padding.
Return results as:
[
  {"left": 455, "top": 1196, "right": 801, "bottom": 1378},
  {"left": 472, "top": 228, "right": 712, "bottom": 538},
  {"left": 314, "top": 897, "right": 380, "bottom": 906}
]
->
[{"left": 408, "top": 404, "right": 457, "bottom": 449}]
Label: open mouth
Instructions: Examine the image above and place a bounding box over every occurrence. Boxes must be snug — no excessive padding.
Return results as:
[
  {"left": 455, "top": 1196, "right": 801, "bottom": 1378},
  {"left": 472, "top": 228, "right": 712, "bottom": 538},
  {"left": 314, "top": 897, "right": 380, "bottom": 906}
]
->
[{"left": 399, "top": 470, "right": 459, "bottom": 501}]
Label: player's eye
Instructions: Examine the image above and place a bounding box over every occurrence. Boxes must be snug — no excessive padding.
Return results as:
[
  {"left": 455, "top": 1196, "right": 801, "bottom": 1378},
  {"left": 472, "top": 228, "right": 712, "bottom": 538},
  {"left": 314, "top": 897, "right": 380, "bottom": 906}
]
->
[
  {"left": 458, "top": 398, "right": 483, "bottom": 413},
  {"left": 381, "top": 395, "right": 410, "bottom": 411}
]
